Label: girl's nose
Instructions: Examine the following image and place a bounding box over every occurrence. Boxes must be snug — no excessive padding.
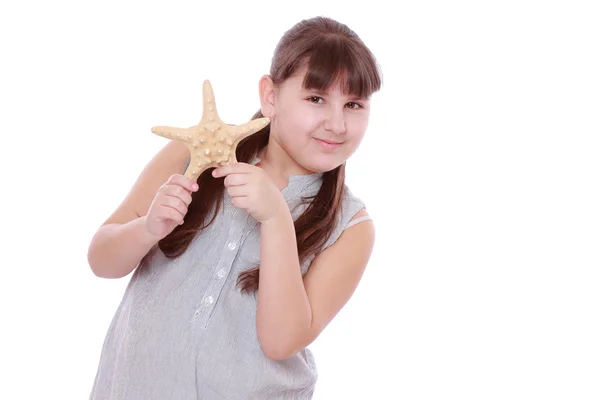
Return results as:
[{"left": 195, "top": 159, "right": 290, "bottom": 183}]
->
[{"left": 324, "top": 108, "right": 346, "bottom": 135}]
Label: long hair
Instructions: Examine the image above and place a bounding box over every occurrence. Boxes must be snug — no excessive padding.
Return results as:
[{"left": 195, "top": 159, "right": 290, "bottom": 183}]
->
[{"left": 139, "top": 16, "right": 382, "bottom": 293}]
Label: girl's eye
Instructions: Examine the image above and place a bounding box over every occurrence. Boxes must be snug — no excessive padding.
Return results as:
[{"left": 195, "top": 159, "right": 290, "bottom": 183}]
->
[{"left": 307, "top": 97, "right": 362, "bottom": 108}]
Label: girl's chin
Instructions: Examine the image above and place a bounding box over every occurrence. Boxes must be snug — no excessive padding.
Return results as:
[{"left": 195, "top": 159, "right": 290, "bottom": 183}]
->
[{"left": 302, "top": 156, "right": 346, "bottom": 174}]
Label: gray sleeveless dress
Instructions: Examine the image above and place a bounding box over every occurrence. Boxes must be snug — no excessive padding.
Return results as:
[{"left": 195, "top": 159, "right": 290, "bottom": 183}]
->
[{"left": 89, "top": 159, "right": 372, "bottom": 399}]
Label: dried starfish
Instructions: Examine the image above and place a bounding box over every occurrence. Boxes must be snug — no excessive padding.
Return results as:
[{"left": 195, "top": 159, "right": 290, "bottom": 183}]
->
[{"left": 151, "top": 80, "right": 270, "bottom": 180}]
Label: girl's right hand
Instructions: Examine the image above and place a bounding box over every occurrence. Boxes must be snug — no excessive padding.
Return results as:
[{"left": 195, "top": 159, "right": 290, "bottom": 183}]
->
[{"left": 144, "top": 174, "right": 199, "bottom": 240}]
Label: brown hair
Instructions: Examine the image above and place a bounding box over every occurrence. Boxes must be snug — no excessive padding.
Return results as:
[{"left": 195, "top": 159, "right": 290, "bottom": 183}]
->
[{"left": 140, "top": 16, "right": 382, "bottom": 293}]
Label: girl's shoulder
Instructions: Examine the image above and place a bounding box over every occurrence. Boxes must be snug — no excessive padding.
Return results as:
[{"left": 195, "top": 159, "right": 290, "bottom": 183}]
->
[
  {"left": 298, "top": 184, "right": 373, "bottom": 272},
  {"left": 340, "top": 185, "right": 369, "bottom": 220},
  {"left": 324, "top": 185, "right": 373, "bottom": 247}
]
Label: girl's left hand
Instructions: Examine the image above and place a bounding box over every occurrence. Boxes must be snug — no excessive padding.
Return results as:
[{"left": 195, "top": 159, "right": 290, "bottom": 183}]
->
[{"left": 212, "top": 162, "right": 287, "bottom": 223}]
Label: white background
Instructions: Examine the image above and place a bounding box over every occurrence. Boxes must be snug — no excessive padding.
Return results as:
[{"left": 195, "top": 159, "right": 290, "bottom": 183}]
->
[{"left": 1, "top": 1, "right": 599, "bottom": 399}]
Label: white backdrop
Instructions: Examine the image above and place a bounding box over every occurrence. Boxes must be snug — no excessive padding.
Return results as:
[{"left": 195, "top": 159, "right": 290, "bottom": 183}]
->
[{"left": 1, "top": 1, "right": 599, "bottom": 399}]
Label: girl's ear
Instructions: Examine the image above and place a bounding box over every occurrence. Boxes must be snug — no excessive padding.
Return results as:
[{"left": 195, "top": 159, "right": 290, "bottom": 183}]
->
[{"left": 259, "top": 75, "right": 276, "bottom": 119}]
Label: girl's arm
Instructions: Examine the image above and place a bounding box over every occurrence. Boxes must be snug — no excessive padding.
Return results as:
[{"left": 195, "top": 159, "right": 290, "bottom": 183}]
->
[
  {"left": 87, "top": 141, "right": 191, "bottom": 279},
  {"left": 256, "top": 207, "right": 375, "bottom": 360}
]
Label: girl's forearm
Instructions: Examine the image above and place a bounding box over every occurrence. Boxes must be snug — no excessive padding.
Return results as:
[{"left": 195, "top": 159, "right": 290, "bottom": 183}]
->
[
  {"left": 256, "top": 209, "right": 312, "bottom": 360},
  {"left": 87, "top": 216, "right": 159, "bottom": 279}
]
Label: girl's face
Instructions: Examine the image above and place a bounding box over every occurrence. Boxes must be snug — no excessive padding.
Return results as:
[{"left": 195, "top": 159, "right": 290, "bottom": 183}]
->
[{"left": 260, "top": 65, "right": 372, "bottom": 175}]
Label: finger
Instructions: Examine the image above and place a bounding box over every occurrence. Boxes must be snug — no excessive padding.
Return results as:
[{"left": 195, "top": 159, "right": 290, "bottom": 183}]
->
[
  {"left": 226, "top": 185, "right": 247, "bottom": 198},
  {"left": 212, "top": 162, "right": 252, "bottom": 178},
  {"left": 231, "top": 196, "right": 248, "bottom": 209},
  {"left": 165, "top": 184, "right": 193, "bottom": 205},
  {"left": 224, "top": 173, "right": 248, "bottom": 187},
  {"left": 158, "top": 207, "right": 185, "bottom": 225},
  {"left": 160, "top": 195, "right": 188, "bottom": 220},
  {"left": 167, "top": 173, "right": 199, "bottom": 192}
]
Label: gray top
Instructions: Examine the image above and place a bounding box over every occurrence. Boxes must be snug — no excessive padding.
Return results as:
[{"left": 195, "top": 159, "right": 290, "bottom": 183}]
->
[{"left": 89, "top": 158, "right": 371, "bottom": 399}]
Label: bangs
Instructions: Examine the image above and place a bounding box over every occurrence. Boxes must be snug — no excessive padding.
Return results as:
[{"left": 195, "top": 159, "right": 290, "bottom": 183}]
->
[{"left": 301, "top": 36, "right": 382, "bottom": 99}]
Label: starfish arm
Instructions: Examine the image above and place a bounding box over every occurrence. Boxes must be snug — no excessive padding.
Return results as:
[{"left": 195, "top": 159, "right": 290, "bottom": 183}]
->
[
  {"left": 227, "top": 117, "right": 271, "bottom": 142},
  {"left": 151, "top": 126, "right": 193, "bottom": 143},
  {"left": 201, "top": 80, "right": 221, "bottom": 123},
  {"left": 184, "top": 155, "right": 212, "bottom": 181}
]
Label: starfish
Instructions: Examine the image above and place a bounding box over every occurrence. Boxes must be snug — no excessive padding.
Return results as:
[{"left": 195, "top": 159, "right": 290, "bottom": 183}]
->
[{"left": 151, "top": 80, "right": 270, "bottom": 180}]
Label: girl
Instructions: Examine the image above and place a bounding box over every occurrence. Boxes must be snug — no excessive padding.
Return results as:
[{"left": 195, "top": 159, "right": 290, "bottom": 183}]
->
[{"left": 88, "top": 15, "right": 382, "bottom": 399}]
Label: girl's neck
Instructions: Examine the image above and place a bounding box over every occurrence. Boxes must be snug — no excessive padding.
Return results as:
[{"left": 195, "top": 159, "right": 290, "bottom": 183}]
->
[{"left": 256, "top": 138, "right": 314, "bottom": 191}]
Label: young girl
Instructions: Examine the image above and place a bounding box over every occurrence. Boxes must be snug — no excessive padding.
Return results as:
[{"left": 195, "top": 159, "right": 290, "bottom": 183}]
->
[{"left": 87, "top": 16, "right": 382, "bottom": 399}]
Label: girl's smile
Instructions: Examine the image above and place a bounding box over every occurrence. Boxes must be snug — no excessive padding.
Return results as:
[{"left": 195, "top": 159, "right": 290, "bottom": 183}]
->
[{"left": 313, "top": 137, "right": 344, "bottom": 152}]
